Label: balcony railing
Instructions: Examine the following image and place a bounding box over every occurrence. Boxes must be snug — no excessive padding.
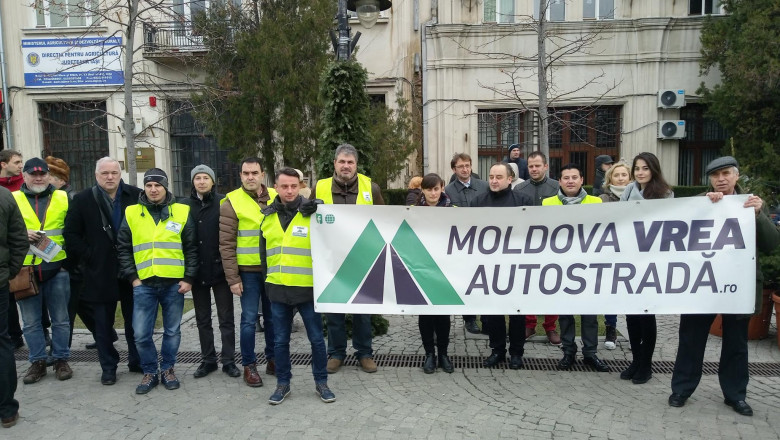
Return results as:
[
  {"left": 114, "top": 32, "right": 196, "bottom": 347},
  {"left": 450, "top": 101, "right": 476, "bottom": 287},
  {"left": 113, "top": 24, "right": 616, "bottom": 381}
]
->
[{"left": 143, "top": 21, "right": 208, "bottom": 56}]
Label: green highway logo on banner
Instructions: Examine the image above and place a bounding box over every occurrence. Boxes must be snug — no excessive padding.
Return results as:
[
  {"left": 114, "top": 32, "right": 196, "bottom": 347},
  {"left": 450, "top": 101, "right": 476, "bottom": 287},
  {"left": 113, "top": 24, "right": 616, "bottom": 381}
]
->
[{"left": 318, "top": 220, "right": 464, "bottom": 306}]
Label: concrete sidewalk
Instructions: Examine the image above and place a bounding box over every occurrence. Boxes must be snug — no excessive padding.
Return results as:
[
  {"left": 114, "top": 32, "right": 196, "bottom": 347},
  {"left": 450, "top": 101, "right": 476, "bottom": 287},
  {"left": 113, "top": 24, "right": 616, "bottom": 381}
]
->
[{"left": 10, "top": 298, "right": 780, "bottom": 439}]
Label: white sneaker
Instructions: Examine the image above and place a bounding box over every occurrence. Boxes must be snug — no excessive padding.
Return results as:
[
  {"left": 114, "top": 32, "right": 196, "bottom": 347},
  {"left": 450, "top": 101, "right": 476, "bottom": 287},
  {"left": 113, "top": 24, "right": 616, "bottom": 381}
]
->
[{"left": 604, "top": 340, "right": 616, "bottom": 350}]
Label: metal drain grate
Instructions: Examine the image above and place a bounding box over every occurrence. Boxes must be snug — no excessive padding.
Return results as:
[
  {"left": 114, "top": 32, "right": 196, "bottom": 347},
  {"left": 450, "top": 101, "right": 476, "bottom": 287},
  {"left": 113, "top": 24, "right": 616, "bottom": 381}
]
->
[{"left": 15, "top": 350, "right": 780, "bottom": 376}]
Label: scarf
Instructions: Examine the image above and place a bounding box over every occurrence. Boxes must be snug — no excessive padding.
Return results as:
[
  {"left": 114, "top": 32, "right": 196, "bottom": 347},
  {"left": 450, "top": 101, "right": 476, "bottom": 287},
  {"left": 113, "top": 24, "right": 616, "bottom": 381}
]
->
[
  {"left": 609, "top": 184, "right": 627, "bottom": 199},
  {"left": 557, "top": 188, "right": 587, "bottom": 205}
]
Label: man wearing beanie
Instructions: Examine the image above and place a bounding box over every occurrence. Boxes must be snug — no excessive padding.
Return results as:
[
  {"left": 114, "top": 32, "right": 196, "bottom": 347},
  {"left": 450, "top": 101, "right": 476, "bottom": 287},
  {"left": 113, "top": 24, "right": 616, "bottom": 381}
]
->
[
  {"left": 181, "top": 165, "right": 240, "bottom": 379},
  {"left": 117, "top": 168, "right": 198, "bottom": 394},
  {"left": 504, "top": 144, "right": 530, "bottom": 181},
  {"left": 64, "top": 157, "right": 143, "bottom": 385},
  {"left": 12, "top": 158, "right": 73, "bottom": 384}
]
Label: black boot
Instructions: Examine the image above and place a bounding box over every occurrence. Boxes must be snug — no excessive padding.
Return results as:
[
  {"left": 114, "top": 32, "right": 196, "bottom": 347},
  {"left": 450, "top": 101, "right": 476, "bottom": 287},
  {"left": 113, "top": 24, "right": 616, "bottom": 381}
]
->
[
  {"left": 438, "top": 354, "right": 453, "bottom": 373},
  {"left": 423, "top": 353, "right": 436, "bottom": 374},
  {"left": 620, "top": 360, "right": 638, "bottom": 380}
]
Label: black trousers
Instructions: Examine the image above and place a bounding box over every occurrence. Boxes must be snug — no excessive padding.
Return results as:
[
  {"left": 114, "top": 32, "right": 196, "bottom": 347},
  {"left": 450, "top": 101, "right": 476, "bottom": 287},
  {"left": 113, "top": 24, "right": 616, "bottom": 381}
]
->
[
  {"left": 92, "top": 301, "right": 120, "bottom": 373},
  {"left": 192, "top": 279, "right": 235, "bottom": 365},
  {"left": 419, "top": 315, "right": 450, "bottom": 355},
  {"left": 6, "top": 290, "right": 21, "bottom": 340},
  {"left": 671, "top": 314, "right": 749, "bottom": 402},
  {"left": 0, "top": 285, "right": 19, "bottom": 419},
  {"left": 626, "top": 314, "right": 657, "bottom": 370},
  {"left": 67, "top": 279, "right": 100, "bottom": 347},
  {"left": 486, "top": 315, "right": 526, "bottom": 356}
]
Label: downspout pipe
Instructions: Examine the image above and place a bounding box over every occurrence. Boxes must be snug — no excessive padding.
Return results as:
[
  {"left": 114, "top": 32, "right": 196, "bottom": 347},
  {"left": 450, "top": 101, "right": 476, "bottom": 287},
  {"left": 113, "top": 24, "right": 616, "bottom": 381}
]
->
[
  {"left": 0, "top": 7, "right": 14, "bottom": 149},
  {"left": 421, "top": 0, "right": 437, "bottom": 173}
]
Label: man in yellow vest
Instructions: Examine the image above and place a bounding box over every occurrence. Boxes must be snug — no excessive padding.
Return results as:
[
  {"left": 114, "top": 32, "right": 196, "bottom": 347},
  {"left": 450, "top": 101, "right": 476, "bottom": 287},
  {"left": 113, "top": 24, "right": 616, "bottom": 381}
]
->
[
  {"left": 13, "top": 158, "right": 72, "bottom": 385},
  {"left": 262, "top": 167, "right": 334, "bottom": 405},
  {"left": 219, "top": 157, "right": 276, "bottom": 387},
  {"left": 310, "top": 144, "right": 384, "bottom": 374},
  {"left": 542, "top": 163, "right": 609, "bottom": 373},
  {"left": 117, "top": 168, "right": 198, "bottom": 394}
]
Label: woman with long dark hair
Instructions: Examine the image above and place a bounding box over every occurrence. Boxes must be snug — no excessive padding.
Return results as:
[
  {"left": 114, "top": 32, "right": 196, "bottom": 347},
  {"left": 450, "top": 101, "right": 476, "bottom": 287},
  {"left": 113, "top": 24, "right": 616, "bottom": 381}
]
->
[
  {"left": 415, "top": 173, "right": 454, "bottom": 374},
  {"left": 619, "top": 152, "right": 673, "bottom": 384}
]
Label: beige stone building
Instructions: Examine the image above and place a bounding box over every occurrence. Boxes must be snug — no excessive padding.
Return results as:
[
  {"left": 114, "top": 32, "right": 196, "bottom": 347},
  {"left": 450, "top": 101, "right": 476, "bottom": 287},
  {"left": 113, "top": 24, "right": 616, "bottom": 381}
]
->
[{"left": 0, "top": 0, "right": 727, "bottom": 194}]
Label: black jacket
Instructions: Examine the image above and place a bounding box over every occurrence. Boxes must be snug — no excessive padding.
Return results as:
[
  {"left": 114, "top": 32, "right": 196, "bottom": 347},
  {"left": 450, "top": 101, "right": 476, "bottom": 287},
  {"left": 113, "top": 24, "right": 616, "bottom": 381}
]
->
[
  {"left": 64, "top": 182, "right": 141, "bottom": 302},
  {"left": 181, "top": 188, "right": 226, "bottom": 287},
  {"left": 505, "top": 156, "right": 531, "bottom": 181},
  {"left": 0, "top": 187, "right": 28, "bottom": 287},
  {"left": 469, "top": 186, "right": 533, "bottom": 207},
  {"left": 117, "top": 191, "right": 199, "bottom": 287}
]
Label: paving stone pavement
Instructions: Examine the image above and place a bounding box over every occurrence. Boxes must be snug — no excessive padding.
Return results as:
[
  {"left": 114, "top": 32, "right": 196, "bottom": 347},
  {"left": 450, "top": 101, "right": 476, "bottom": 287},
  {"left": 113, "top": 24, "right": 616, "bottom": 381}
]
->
[{"left": 10, "top": 297, "right": 780, "bottom": 439}]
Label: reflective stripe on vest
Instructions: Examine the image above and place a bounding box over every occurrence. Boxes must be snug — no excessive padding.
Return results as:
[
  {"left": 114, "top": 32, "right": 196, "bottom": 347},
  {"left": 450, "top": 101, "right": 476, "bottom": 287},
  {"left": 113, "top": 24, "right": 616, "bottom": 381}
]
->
[
  {"left": 261, "top": 212, "right": 313, "bottom": 287},
  {"left": 541, "top": 194, "right": 603, "bottom": 206},
  {"left": 13, "top": 189, "right": 68, "bottom": 265},
  {"left": 125, "top": 203, "right": 190, "bottom": 280},
  {"left": 315, "top": 174, "right": 373, "bottom": 205},
  {"left": 224, "top": 188, "right": 276, "bottom": 266}
]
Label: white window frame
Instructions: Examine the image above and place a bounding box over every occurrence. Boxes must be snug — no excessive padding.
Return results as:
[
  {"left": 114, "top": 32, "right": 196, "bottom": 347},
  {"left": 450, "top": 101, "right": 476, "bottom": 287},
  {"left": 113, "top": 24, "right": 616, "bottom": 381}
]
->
[
  {"left": 689, "top": 0, "right": 725, "bottom": 15},
  {"left": 583, "top": 0, "right": 615, "bottom": 20},
  {"left": 483, "top": 0, "right": 516, "bottom": 24},
  {"left": 35, "top": 0, "right": 95, "bottom": 28},
  {"left": 533, "top": 0, "right": 566, "bottom": 22}
]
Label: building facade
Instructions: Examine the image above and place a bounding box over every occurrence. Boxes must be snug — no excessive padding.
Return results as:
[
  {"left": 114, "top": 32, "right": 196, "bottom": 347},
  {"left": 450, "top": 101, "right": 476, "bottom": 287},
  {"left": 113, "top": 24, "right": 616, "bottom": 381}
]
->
[{"left": 0, "top": 0, "right": 727, "bottom": 194}]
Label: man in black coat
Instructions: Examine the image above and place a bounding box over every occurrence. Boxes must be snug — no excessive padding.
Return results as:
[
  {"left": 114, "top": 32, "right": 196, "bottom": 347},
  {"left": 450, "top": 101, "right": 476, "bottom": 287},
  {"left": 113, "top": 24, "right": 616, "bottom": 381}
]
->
[
  {"left": 504, "top": 144, "right": 530, "bottom": 181},
  {"left": 181, "top": 165, "right": 239, "bottom": 379},
  {"left": 470, "top": 163, "right": 533, "bottom": 369},
  {"left": 63, "top": 157, "right": 142, "bottom": 385}
]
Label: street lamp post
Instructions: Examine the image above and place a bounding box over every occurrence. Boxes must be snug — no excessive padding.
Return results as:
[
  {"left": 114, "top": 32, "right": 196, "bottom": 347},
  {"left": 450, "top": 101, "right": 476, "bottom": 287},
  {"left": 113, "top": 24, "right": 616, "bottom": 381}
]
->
[{"left": 330, "top": 0, "right": 391, "bottom": 61}]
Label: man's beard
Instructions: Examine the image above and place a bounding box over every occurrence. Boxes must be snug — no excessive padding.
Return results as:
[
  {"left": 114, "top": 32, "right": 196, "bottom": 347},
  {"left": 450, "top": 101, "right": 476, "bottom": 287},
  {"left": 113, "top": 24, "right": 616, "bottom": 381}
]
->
[{"left": 28, "top": 183, "right": 48, "bottom": 194}]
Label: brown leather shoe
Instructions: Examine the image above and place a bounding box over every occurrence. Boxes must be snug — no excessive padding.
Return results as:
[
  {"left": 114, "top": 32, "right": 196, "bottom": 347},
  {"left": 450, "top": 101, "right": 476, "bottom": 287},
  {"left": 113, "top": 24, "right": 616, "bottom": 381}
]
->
[
  {"left": 1, "top": 411, "right": 18, "bottom": 428},
  {"left": 243, "top": 363, "right": 263, "bottom": 387},
  {"left": 359, "top": 357, "right": 377, "bottom": 373},
  {"left": 326, "top": 358, "right": 343, "bottom": 374},
  {"left": 546, "top": 330, "right": 562, "bottom": 346},
  {"left": 23, "top": 360, "right": 47, "bottom": 384},
  {"left": 53, "top": 359, "right": 73, "bottom": 381},
  {"left": 265, "top": 359, "right": 275, "bottom": 376},
  {"left": 525, "top": 327, "right": 536, "bottom": 339}
]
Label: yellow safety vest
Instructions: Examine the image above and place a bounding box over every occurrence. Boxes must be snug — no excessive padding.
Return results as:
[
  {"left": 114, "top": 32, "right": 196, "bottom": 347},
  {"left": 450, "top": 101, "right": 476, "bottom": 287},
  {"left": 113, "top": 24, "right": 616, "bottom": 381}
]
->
[
  {"left": 223, "top": 187, "right": 277, "bottom": 266},
  {"left": 13, "top": 189, "right": 68, "bottom": 265},
  {"left": 542, "top": 194, "right": 603, "bottom": 206},
  {"left": 125, "top": 203, "right": 190, "bottom": 280},
  {"left": 315, "top": 174, "right": 373, "bottom": 205},
  {"left": 261, "top": 211, "right": 313, "bottom": 287}
]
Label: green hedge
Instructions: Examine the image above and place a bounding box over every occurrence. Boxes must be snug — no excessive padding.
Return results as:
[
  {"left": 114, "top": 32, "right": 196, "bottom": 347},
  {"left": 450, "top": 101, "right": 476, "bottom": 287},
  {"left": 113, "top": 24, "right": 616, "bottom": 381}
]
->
[{"left": 382, "top": 186, "right": 710, "bottom": 205}]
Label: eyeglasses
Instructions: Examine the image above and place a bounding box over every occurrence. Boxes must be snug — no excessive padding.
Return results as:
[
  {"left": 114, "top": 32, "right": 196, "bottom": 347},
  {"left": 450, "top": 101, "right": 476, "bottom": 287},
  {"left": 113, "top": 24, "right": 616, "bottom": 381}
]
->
[{"left": 454, "top": 164, "right": 471, "bottom": 170}]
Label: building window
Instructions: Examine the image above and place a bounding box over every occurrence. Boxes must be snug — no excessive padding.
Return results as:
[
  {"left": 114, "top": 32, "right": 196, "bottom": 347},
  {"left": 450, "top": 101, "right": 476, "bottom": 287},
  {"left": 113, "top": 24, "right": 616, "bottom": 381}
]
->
[
  {"left": 35, "top": 0, "right": 93, "bottom": 28},
  {"left": 477, "top": 110, "right": 523, "bottom": 179},
  {"left": 484, "top": 0, "right": 515, "bottom": 24},
  {"left": 534, "top": 0, "right": 565, "bottom": 22},
  {"left": 545, "top": 106, "right": 621, "bottom": 183},
  {"left": 689, "top": 0, "right": 723, "bottom": 15},
  {"left": 169, "top": 101, "right": 239, "bottom": 196},
  {"left": 39, "top": 101, "right": 109, "bottom": 192},
  {"left": 583, "top": 0, "right": 614, "bottom": 20},
  {"left": 678, "top": 104, "right": 727, "bottom": 185}
]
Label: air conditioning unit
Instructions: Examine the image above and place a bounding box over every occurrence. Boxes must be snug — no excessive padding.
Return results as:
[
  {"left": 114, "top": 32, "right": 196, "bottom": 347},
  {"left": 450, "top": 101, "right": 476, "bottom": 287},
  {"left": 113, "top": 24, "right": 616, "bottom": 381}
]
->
[
  {"left": 658, "top": 120, "right": 686, "bottom": 139},
  {"left": 658, "top": 89, "right": 685, "bottom": 108}
]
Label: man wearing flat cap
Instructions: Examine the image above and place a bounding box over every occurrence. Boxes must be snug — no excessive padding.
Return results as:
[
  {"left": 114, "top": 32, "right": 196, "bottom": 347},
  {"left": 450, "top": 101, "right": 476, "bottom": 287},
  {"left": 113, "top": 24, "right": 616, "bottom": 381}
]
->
[
  {"left": 669, "top": 156, "right": 780, "bottom": 416},
  {"left": 13, "top": 158, "right": 73, "bottom": 384},
  {"left": 118, "top": 168, "right": 198, "bottom": 394}
]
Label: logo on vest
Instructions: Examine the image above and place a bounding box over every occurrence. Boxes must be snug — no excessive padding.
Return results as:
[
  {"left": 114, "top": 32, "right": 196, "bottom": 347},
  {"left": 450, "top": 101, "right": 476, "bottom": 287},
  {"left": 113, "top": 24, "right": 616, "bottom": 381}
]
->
[{"left": 317, "top": 220, "right": 463, "bottom": 306}]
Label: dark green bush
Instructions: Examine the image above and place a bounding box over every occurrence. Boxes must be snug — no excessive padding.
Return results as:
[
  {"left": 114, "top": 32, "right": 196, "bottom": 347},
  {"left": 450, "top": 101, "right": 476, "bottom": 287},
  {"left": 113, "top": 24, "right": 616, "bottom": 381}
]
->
[{"left": 322, "top": 314, "right": 389, "bottom": 337}]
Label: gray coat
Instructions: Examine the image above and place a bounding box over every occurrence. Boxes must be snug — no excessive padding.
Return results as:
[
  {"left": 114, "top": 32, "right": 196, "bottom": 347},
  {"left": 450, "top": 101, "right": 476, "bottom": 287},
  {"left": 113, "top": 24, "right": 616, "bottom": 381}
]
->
[
  {"left": 513, "top": 177, "right": 560, "bottom": 206},
  {"left": 444, "top": 178, "right": 489, "bottom": 207}
]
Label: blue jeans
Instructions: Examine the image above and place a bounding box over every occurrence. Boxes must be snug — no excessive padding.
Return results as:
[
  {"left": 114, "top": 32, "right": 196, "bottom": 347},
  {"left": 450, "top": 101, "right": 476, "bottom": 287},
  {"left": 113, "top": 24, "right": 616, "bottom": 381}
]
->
[
  {"left": 271, "top": 301, "right": 327, "bottom": 386},
  {"left": 132, "top": 283, "right": 184, "bottom": 374},
  {"left": 18, "top": 271, "right": 70, "bottom": 362},
  {"left": 239, "top": 272, "right": 274, "bottom": 366},
  {"left": 605, "top": 315, "right": 617, "bottom": 327},
  {"left": 326, "top": 313, "right": 373, "bottom": 360}
]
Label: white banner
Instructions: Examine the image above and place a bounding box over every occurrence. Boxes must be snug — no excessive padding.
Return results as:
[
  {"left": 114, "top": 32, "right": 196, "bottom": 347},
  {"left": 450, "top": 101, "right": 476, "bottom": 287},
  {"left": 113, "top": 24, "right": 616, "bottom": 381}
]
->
[{"left": 311, "top": 196, "right": 756, "bottom": 315}]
